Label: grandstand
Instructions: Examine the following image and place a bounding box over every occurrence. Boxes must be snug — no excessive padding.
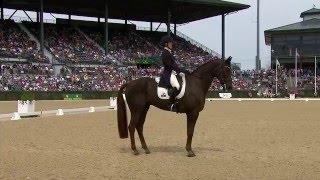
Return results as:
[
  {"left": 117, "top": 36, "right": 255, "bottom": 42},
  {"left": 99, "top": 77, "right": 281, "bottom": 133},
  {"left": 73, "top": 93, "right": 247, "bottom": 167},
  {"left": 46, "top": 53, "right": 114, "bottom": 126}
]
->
[
  {"left": 1, "top": 1, "right": 320, "bottom": 98},
  {"left": 0, "top": 0, "right": 253, "bottom": 95},
  {"left": 265, "top": 7, "right": 320, "bottom": 69}
]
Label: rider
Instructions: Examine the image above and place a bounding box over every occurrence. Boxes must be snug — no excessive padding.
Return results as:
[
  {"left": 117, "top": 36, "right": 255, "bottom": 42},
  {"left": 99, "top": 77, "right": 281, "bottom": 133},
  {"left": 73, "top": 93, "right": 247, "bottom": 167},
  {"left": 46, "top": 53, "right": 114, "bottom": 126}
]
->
[{"left": 159, "top": 35, "right": 189, "bottom": 112}]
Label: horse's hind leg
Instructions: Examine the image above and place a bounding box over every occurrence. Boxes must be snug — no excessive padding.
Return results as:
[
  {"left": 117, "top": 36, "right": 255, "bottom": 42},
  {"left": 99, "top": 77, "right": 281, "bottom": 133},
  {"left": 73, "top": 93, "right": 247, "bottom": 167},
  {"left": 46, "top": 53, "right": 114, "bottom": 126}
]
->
[
  {"left": 136, "top": 105, "right": 150, "bottom": 154},
  {"left": 129, "top": 112, "right": 141, "bottom": 155}
]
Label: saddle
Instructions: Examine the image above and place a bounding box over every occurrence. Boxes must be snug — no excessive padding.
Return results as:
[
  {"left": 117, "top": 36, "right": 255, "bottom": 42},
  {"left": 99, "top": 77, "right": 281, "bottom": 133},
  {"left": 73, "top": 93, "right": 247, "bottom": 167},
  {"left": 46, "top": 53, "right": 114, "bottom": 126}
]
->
[{"left": 155, "top": 71, "right": 186, "bottom": 100}]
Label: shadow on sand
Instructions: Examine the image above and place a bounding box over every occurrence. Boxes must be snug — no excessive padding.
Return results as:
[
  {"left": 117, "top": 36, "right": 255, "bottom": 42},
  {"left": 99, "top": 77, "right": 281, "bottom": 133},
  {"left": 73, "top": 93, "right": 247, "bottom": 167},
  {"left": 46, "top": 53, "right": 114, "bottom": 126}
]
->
[{"left": 119, "top": 145, "right": 223, "bottom": 154}]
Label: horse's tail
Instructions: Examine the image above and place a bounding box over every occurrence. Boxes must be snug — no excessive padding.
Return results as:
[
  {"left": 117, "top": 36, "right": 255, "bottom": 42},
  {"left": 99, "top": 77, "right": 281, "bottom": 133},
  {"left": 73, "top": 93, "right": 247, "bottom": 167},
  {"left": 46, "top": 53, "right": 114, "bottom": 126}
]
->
[{"left": 117, "top": 83, "right": 128, "bottom": 139}]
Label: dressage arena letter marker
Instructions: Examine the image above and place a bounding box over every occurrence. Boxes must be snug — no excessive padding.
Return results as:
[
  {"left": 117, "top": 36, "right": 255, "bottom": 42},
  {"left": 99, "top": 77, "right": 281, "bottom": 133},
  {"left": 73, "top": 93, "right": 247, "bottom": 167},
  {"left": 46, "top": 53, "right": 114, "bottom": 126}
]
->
[
  {"left": 56, "top": 109, "right": 64, "bottom": 116},
  {"left": 110, "top": 97, "right": 117, "bottom": 110},
  {"left": 89, "top": 107, "right": 95, "bottom": 113},
  {"left": 11, "top": 112, "right": 21, "bottom": 121}
]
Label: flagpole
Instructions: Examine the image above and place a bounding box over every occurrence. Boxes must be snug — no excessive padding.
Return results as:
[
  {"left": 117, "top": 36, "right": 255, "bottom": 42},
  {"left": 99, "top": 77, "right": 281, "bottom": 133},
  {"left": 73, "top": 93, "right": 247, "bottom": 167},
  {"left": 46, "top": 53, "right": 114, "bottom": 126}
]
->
[
  {"left": 295, "top": 48, "right": 298, "bottom": 89},
  {"left": 315, "top": 56, "right": 317, "bottom": 96},
  {"left": 276, "top": 59, "right": 278, "bottom": 96}
]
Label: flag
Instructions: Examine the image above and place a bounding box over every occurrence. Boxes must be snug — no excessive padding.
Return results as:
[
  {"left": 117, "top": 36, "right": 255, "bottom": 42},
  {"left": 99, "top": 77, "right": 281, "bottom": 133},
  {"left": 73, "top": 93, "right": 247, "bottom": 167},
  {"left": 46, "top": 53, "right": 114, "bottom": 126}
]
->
[
  {"left": 276, "top": 59, "right": 280, "bottom": 67},
  {"left": 295, "top": 49, "right": 300, "bottom": 58},
  {"left": 295, "top": 48, "right": 299, "bottom": 88},
  {"left": 289, "top": 48, "right": 292, "bottom": 56}
]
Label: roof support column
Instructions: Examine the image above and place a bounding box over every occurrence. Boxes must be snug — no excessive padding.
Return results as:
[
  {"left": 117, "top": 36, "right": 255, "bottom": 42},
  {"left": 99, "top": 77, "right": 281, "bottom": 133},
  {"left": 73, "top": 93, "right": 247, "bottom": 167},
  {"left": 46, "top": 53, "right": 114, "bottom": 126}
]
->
[
  {"left": 167, "top": 8, "right": 171, "bottom": 36},
  {"left": 221, "top": 14, "right": 225, "bottom": 60},
  {"left": 104, "top": 0, "right": 109, "bottom": 54},
  {"left": 150, "top": 21, "right": 153, "bottom": 31},
  {"left": 36, "top": 11, "right": 39, "bottom": 22},
  {"left": 68, "top": 14, "right": 71, "bottom": 24},
  {"left": 174, "top": 23, "right": 177, "bottom": 36},
  {"left": 1, "top": 0, "right": 4, "bottom": 20},
  {"left": 98, "top": 17, "right": 100, "bottom": 23},
  {"left": 40, "top": 0, "right": 44, "bottom": 55}
]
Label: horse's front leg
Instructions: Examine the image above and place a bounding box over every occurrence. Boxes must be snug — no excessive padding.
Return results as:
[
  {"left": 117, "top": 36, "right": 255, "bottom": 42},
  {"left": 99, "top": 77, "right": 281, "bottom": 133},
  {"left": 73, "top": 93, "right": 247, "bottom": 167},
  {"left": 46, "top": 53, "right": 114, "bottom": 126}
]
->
[{"left": 186, "top": 111, "right": 199, "bottom": 157}]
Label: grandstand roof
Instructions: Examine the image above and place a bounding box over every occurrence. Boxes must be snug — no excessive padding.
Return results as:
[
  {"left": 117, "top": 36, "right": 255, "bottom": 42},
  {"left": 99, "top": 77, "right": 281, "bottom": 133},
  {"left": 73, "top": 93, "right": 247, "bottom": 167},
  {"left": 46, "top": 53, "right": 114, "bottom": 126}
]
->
[
  {"left": 264, "top": 18, "right": 320, "bottom": 45},
  {"left": 300, "top": 8, "right": 320, "bottom": 18},
  {"left": 265, "top": 18, "right": 320, "bottom": 33},
  {"left": 2, "top": 0, "right": 250, "bottom": 24}
]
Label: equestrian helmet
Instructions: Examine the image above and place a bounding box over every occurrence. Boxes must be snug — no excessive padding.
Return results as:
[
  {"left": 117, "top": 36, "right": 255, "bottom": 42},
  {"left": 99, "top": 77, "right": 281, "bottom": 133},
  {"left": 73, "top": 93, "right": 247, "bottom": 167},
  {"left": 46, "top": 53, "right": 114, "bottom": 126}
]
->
[{"left": 160, "top": 36, "right": 174, "bottom": 47}]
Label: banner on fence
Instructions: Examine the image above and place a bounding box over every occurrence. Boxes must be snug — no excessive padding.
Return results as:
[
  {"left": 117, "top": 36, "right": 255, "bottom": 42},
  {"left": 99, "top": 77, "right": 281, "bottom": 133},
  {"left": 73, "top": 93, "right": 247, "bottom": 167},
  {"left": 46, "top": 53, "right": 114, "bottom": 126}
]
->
[
  {"left": 64, "top": 94, "right": 83, "bottom": 100},
  {"left": 219, "top": 93, "right": 232, "bottom": 99}
]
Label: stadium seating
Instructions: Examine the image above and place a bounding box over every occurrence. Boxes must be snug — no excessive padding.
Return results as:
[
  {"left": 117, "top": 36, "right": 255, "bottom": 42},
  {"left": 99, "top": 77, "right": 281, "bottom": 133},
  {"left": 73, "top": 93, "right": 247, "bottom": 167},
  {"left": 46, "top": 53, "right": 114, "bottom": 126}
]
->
[
  {"left": 1, "top": 20, "right": 319, "bottom": 96},
  {"left": 81, "top": 26, "right": 160, "bottom": 65},
  {"left": 137, "top": 31, "right": 217, "bottom": 69},
  {"left": 23, "top": 22, "right": 112, "bottom": 64},
  {"left": 0, "top": 20, "right": 49, "bottom": 63}
]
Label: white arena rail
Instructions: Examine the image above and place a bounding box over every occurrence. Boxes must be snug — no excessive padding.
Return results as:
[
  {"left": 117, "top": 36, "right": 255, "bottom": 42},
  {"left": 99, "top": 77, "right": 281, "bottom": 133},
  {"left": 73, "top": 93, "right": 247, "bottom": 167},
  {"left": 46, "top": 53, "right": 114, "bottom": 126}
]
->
[
  {"left": 1, "top": 98, "right": 319, "bottom": 122},
  {"left": 206, "top": 98, "right": 320, "bottom": 101},
  {"left": 0, "top": 105, "right": 116, "bottom": 122},
  {"left": 0, "top": 97, "right": 119, "bottom": 121}
]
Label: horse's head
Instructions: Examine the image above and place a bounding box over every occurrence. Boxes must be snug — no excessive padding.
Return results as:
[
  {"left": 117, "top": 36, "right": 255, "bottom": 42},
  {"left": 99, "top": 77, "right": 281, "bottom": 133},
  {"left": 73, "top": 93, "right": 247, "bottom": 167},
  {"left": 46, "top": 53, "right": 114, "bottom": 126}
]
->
[
  {"left": 192, "top": 57, "right": 233, "bottom": 92},
  {"left": 217, "top": 57, "right": 233, "bottom": 91}
]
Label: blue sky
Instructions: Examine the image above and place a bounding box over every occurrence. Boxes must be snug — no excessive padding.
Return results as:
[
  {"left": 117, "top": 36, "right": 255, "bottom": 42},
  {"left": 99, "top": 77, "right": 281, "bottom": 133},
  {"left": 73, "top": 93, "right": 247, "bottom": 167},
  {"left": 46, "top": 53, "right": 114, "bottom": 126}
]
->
[{"left": 3, "top": 0, "right": 320, "bottom": 69}]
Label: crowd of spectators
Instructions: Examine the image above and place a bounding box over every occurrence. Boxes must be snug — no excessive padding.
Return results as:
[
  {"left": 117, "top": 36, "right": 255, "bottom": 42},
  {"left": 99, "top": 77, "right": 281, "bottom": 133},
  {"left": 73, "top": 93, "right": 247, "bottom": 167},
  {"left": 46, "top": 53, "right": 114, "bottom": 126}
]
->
[
  {"left": 2, "top": 20, "right": 215, "bottom": 68},
  {"left": 1, "top": 21, "right": 320, "bottom": 96},
  {"left": 44, "top": 25, "right": 111, "bottom": 64},
  {"left": 24, "top": 23, "right": 113, "bottom": 64},
  {"left": 0, "top": 20, "right": 49, "bottom": 63},
  {"left": 1, "top": 61, "right": 319, "bottom": 97},
  {"left": 173, "top": 37, "right": 216, "bottom": 69},
  {"left": 222, "top": 68, "right": 320, "bottom": 97},
  {"left": 83, "top": 28, "right": 160, "bottom": 65}
]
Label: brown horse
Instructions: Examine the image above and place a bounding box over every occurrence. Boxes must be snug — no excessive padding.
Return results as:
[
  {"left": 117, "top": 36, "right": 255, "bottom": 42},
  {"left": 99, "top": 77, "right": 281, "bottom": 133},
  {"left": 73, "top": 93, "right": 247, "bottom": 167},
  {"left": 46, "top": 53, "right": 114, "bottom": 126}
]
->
[{"left": 117, "top": 58, "right": 233, "bottom": 157}]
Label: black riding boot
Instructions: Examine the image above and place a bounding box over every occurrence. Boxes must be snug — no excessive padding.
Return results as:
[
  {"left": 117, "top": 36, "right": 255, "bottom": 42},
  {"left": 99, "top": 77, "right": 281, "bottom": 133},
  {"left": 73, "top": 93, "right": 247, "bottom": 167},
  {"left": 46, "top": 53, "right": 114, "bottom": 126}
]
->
[{"left": 168, "top": 87, "right": 179, "bottom": 113}]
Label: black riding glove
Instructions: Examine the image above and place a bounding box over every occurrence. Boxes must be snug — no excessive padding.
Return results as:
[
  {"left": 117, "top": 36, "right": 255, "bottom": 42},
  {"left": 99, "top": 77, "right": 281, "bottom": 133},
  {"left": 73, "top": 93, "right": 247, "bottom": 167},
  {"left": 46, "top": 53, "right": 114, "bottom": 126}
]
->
[{"left": 183, "top": 70, "right": 190, "bottom": 75}]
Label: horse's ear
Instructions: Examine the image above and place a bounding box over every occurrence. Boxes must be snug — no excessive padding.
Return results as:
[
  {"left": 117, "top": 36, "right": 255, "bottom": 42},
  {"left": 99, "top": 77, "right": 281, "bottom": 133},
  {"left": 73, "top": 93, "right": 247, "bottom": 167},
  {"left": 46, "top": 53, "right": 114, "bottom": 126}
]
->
[{"left": 225, "top": 56, "right": 232, "bottom": 67}]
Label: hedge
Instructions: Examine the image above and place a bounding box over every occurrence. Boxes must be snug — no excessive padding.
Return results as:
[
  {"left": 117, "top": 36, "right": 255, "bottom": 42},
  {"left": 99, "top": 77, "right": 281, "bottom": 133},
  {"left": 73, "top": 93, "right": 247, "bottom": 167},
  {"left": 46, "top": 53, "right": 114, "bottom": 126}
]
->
[{"left": 0, "top": 90, "right": 318, "bottom": 101}]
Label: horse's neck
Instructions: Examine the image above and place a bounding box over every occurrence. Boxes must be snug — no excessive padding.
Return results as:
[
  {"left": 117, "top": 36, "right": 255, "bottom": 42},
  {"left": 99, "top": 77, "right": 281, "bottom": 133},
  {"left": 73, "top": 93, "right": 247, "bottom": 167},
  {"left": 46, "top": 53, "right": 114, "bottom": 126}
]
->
[{"left": 192, "top": 61, "right": 220, "bottom": 93}]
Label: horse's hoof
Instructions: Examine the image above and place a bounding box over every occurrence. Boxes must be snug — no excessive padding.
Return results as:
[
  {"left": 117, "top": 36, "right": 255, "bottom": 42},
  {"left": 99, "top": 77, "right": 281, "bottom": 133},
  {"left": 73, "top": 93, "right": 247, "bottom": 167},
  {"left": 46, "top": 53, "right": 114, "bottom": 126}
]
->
[
  {"left": 187, "top": 151, "right": 196, "bottom": 157},
  {"left": 132, "top": 150, "right": 140, "bottom": 155},
  {"left": 144, "top": 149, "right": 151, "bottom": 154}
]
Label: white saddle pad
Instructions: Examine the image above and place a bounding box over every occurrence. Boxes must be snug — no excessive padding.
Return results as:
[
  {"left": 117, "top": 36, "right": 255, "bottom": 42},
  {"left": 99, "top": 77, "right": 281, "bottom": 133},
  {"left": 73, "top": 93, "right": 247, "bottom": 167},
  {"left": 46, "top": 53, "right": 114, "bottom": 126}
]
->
[{"left": 155, "top": 73, "right": 186, "bottom": 100}]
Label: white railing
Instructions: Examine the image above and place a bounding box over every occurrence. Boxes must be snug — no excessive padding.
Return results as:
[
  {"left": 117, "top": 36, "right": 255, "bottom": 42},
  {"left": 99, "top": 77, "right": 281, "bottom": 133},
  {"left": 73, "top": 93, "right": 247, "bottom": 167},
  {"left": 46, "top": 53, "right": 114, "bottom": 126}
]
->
[
  {"left": 0, "top": 57, "right": 28, "bottom": 62},
  {"left": 4, "top": 15, "right": 56, "bottom": 24}
]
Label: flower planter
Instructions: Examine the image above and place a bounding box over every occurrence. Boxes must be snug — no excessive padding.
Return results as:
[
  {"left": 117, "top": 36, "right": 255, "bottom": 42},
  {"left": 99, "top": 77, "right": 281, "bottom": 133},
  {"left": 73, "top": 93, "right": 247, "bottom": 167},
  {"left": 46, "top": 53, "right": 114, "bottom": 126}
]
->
[
  {"left": 18, "top": 100, "right": 35, "bottom": 114},
  {"left": 110, "top": 97, "right": 117, "bottom": 109}
]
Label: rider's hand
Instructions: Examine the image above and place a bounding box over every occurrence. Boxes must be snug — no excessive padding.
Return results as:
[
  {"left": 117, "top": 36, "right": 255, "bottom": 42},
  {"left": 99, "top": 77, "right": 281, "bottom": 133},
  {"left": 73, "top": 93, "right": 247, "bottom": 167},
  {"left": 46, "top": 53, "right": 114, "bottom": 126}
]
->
[{"left": 183, "top": 70, "right": 190, "bottom": 75}]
